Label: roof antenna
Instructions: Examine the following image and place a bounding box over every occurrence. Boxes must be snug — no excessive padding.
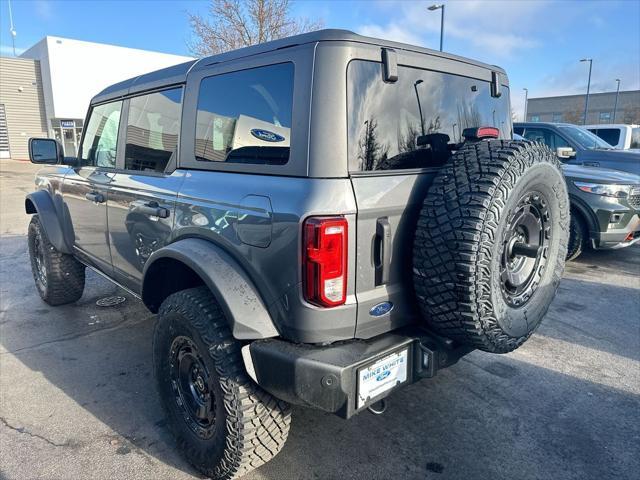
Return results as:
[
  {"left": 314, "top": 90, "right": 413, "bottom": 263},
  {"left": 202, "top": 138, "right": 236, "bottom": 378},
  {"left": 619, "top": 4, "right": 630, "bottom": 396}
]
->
[{"left": 7, "top": 0, "right": 17, "bottom": 56}]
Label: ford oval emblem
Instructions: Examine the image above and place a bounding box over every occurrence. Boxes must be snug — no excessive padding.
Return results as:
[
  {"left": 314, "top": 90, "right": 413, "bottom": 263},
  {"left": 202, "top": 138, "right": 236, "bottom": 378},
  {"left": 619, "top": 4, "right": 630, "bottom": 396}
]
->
[
  {"left": 376, "top": 370, "right": 391, "bottom": 381},
  {"left": 369, "top": 301, "right": 394, "bottom": 317},
  {"left": 250, "top": 128, "right": 285, "bottom": 142}
]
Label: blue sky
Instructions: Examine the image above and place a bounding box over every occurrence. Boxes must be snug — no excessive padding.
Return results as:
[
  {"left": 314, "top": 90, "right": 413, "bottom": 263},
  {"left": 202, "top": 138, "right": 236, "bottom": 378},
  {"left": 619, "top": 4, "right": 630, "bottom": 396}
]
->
[{"left": 1, "top": 0, "right": 639, "bottom": 118}]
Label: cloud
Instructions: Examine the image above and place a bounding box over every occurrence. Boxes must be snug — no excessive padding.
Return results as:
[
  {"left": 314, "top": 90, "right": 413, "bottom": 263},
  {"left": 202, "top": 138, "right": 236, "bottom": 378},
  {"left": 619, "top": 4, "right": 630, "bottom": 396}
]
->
[
  {"left": 355, "top": 0, "right": 546, "bottom": 59},
  {"left": 359, "top": 23, "right": 424, "bottom": 47},
  {"left": 34, "top": 0, "right": 54, "bottom": 20},
  {"left": 534, "top": 58, "right": 640, "bottom": 98}
]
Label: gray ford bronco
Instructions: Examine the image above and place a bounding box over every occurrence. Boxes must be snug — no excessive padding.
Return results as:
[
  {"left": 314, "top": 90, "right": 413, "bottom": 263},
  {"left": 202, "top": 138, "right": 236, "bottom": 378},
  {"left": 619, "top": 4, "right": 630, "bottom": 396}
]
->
[{"left": 26, "top": 30, "right": 569, "bottom": 479}]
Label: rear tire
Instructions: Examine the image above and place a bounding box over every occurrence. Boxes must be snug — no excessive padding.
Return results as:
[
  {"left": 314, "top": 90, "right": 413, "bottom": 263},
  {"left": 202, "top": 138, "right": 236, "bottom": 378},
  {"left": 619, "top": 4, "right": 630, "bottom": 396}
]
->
[
  {"left": 413, "top": 140, "right": 569, "bottom": 353},
  {"left": 566, "top": 211, "right": 588, "bottom": 261},
  {"left": 28, "top": 215, "right": 85, "bottom": 306},
  {"left": 153, "top": 287, "right": 291, "bottom": 479}
]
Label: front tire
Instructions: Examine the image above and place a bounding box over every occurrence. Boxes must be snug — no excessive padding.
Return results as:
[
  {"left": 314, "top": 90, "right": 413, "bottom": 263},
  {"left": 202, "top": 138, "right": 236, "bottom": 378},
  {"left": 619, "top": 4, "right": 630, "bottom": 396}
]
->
[
  {"left": 153, "top": 287, "right": 291, "bottom": 479},
  {"left": 566, "top": 211, "right": 588, "bottom": 261},
  {"left": 413, "top": 141, "right": 569, "bottom": 353},
  {"left": 28, "top": 215, "right": 85, "bottom": 305}
]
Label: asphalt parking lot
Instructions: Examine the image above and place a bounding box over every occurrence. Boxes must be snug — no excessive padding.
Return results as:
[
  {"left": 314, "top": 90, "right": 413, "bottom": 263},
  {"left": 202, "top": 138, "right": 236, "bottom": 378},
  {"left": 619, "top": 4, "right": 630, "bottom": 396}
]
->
[{"left": 1, "top": 159, "right": 639, "bottom": 480}]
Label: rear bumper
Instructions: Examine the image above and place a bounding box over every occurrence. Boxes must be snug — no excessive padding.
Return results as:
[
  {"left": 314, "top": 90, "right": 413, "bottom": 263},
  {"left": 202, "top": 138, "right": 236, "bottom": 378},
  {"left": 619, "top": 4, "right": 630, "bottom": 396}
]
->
[{"left": 242, "top": 328, "right": 473, "bottom": 419}]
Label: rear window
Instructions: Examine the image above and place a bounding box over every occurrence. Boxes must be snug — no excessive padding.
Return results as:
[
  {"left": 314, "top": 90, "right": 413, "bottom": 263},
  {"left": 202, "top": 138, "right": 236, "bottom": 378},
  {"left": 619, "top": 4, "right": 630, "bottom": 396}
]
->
[
  {"left": 347, "top": 60, "right": 511, "bottom": 172},
  {"left": 195, "top": 63, "right": 293, "bottom": 166},
  {"left": 590, "top": 128, "right": 621, "bottom": 147}
]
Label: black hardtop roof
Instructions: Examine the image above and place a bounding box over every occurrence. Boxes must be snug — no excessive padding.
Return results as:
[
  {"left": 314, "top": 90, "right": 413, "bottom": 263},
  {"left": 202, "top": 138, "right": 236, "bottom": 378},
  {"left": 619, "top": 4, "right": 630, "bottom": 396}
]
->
[{"left": 92, "top": 29, "right": 505, "bottom": 104}]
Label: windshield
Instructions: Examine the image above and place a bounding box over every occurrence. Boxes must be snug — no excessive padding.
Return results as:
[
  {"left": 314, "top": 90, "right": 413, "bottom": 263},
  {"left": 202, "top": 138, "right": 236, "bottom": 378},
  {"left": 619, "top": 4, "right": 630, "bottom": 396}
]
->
[{"left": 558, "top": 125, "right": 613, "bottom": 150}]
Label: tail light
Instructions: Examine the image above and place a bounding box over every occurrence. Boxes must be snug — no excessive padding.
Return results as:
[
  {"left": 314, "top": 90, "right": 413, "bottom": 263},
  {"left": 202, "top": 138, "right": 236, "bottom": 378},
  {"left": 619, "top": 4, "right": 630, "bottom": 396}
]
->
[{"left": 303, "top": 217, "right": 348, "bottom": 307}]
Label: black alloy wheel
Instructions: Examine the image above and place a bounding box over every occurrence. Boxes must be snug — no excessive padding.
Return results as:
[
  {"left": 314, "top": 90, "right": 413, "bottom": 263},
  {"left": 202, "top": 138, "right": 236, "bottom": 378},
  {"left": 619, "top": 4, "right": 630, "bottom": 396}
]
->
[
  {"left": 169, "top": 336, "right": 216, "bottom": 439},
  {"left": 500, "top": 192, "right": 550, "bottom": 308}
]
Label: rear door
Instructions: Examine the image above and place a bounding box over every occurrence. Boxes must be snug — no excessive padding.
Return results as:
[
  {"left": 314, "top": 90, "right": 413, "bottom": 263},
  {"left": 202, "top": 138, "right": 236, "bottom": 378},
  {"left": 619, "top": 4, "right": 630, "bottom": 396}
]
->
[
  {"left": 346, "top": 59, "right": 511, "bottom": 338},
  {"left": 107, "top": 87, "right": 185, "bottom": 293}
]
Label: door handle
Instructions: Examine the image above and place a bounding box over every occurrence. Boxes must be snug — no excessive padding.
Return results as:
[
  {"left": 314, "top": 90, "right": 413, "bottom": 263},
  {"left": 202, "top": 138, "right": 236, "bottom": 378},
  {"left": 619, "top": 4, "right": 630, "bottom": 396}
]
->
[
  {"left": 584, "top": 161, "right": 600, "bottom": 167},
  {"left": 374, "top": 217, "right": 391, "bottom": 286},
  {"left": 136, "top": 201, "right": 170, "bottom": 219},
  {"left": 85, "top": 192, "right": 105, "bottom": 203}
]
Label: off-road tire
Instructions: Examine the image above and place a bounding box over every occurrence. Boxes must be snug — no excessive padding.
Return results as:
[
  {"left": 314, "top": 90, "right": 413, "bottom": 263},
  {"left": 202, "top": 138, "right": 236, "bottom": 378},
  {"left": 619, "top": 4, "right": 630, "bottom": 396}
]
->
[
  {"left": 27, "top": 215, "right": 85, "bottom": 305},
  {"left": 566, "top": 210, "right": 588, "bottom": 261},
  {"left": 413, "top": 140, "right": 569, "bottom": 353},
  {"left": 153, "top": 287, "right": 291, "bottom": 480}
]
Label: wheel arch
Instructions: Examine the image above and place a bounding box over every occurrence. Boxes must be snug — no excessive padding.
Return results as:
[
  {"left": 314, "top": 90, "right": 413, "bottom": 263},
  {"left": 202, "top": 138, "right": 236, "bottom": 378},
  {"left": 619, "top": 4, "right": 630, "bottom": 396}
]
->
[
  {"left": 25, "top": 191, "right": 73, "bottom": 254},
  {"left": 568, "top": 195, "right": 598, "bottom": 236},
  {"left": 142, "top": 238, "right": 279, "bottom": 340}
]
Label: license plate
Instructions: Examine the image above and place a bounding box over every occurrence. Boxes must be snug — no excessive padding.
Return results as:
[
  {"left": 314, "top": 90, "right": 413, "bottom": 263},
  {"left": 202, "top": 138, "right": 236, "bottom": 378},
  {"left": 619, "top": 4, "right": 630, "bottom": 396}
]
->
[{"left": 357, "top": 348, "right": 408, "bottom": 409}]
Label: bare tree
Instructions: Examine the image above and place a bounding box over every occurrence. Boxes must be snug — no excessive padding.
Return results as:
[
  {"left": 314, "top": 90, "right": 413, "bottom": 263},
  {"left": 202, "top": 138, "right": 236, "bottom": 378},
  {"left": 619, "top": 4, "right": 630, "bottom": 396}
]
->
[
  {"left": 358, "top": 119, "right": 389, "bottom": 171},
  {"left": 188, "top": 0, "right": 323, "bottom": 56}
]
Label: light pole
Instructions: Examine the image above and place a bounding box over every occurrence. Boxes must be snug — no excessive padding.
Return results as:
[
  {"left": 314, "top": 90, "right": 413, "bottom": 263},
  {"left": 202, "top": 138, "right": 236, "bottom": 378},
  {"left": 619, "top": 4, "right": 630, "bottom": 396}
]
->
[
  {"left": 580, "top": 58, "right": 593, "bottom": 125},
  {"left": 414, "top": 79, "right": 425, "bottom": 135},
  {"left": 613, "top": 78, "right": 621, "bottom": 123},
  {"left": 428, "top": 4, "right": 445, "bottom": 52},
  {"left": 523, "top": 88, "right": 528, "bottom": 121},
  {"left": 7, "top": 0, "right": 17, "bottom": 56}
]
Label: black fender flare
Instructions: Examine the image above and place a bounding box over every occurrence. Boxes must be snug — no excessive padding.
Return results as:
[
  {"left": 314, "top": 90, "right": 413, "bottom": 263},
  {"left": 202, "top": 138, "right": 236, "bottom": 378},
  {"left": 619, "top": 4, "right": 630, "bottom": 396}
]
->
[
  {"left": 25, "top": 190, "right": 72, "bottom": 254},
  {"left": 142, "top": 238, "right": 279, "bottom": 340},
  {"left": 569, "top": 194, "right": 599, "bottom": 235}
]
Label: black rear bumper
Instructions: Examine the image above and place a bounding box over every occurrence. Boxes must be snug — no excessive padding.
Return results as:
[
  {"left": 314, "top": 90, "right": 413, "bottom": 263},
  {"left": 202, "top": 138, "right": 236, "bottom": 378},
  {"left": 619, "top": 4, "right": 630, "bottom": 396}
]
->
[{"left": 244, "top": 328, "right": 473, "bottom": 419}]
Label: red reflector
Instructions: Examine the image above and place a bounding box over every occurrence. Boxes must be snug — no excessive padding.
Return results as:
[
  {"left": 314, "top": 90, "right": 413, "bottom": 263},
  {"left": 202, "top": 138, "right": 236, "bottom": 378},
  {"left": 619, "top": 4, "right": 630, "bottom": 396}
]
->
[
  {"left": 303, "top": 217, "right": 348, "bottom": 307},
  {"left": 462, "top": 126, "right": 500, "bottom": 140},
  {"left": 477, "top": 127, "right": 500, "bottom": 138}
]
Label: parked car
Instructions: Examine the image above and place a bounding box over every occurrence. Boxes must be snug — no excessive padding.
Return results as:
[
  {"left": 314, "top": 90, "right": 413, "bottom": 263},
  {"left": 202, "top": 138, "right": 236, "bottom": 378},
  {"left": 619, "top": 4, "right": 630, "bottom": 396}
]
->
[
  {"left": 585, "top": 124, "right": 640, "bottom": 150},
  {"left": 514, "top": 122, "right": 640, "bottom": 175},
  {"left": 26, "top": 30, "right": 570, "bottom": 479},
  {"left": 514, "top": 133, "right": 639, "bottom": 259}
]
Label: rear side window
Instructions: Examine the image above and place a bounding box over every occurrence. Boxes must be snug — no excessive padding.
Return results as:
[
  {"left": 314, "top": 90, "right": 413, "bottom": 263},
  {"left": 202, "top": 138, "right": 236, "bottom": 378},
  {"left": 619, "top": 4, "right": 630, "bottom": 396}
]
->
[
  {"left": 80, "top": 101, "right": 122, "bottom": 168},
  {"left": 124, "top": 88, "right": 182, "bottom": 172},
  {"left": 347, "top": 60, "right": 511, "bottom": 172},
  {"left": 591, "top": 128, "right": 621, "bottom": 147},
  {"left": 195, "top": 63, "right": 293, "bottom": 166},
  {"left": 631, "top": 128, "right": 640, "bottom": 149}
]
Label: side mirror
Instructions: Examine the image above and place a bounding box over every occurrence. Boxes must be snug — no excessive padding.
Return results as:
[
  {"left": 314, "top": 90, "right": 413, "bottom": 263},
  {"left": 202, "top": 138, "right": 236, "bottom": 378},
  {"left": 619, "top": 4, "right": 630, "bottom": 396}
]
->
[
  {"left": 556, "top": 147, "right": 576, "bottom": 159},
  {"left": 29, "top": 138, "right": 64, "bottom": 164}
]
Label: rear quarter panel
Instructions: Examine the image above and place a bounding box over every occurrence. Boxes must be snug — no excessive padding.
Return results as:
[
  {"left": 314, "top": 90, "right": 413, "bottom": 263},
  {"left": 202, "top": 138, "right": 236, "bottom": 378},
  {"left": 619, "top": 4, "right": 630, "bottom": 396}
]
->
[{"left": 173, "top": 170, "right": 358, "bottom": 343}]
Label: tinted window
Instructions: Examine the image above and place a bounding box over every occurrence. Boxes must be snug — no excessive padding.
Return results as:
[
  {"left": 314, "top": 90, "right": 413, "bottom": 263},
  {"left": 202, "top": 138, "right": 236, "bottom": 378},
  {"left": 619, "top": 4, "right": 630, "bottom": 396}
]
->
[
  {"left": 558, "top": 125, "right": 613, "bottom": 149},
  {"left": 124, "top": 88, "right": 182, "bottom": 172},
  {"left": 522, "top": 128, "right": 570, "bottom": 150},
  {"left": 590, "top": 128, "right": 620, "bottom": 147},
  {"left": 80, "top": 101, "right": 122, "bottom": 168},
  {"left": 347, "top": 61, "right": 511, "bottom": 171},
  {"left": 195, "top": 63, "right": 293, "bottom": 166}
]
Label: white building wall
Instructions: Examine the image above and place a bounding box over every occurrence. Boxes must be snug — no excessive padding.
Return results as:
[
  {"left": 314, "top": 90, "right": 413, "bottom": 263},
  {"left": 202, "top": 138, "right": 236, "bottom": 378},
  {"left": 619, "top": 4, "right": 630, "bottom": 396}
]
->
[{"left": 21, "top": 36, "right": 194, "bottom": 123}]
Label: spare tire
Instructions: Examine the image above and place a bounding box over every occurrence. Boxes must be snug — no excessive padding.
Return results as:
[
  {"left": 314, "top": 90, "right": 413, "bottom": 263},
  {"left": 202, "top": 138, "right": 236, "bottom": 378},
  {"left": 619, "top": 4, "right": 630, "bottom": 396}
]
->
[{"left": 413, "top": 140, "right": 569, "bottom": 353}]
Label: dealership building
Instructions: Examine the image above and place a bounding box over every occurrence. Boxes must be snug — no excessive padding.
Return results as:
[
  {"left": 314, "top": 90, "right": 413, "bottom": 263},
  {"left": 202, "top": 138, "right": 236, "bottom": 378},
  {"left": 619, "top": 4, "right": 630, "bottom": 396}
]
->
[
  {"left": 526, "top": 90, "right": 640, "bottom": 125},
  {"left": 0, "top": 36, "right": 192, "bottom": 159}
]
